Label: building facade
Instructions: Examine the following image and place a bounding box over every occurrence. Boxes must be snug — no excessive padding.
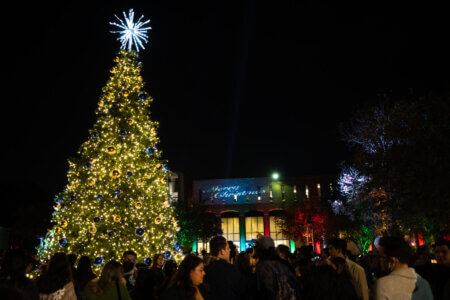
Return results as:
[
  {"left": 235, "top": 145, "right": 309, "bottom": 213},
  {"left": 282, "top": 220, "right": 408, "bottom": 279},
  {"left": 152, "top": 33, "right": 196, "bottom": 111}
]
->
[{"left": 190, "top": 175, "right": 334, "bottom": 253}]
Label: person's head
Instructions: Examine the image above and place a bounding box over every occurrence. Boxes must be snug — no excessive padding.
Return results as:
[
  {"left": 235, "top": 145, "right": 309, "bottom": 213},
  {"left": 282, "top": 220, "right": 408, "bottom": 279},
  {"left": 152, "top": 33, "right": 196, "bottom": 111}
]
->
[
  {"left": 210, "top": 236, "right": 230, "bottom": 261},
  {"left": 122, "top": 250, "right": 137, "bottom": 264},
  {"left": 299, "top": 245, "right": 314, "bottom": 259},
  {"left": 151, "top": 253, "right": 163, "bottom": 269},
  {"left": 253, "top": 235, "right": 277, "bottom": 261},
  {"left": 172, "top": 255, "right": 205, "bottom": 299},
  {"left": 163, "top": 259, "right": 178, "bottom": 277},
  {"left": 88, "top": 260, "right": 122, "bottom": 295},
  {"left": 37, "top": 252, "right": 72, "bottom": 294},
  {"left": 76, "top": 256, "right": 94, "bottom": 275},
  {"left": 228, "top": 241, "right": 237, "bottom": 261},
  {"left": 276, "top": 244, "right": 291, "bottom": 260},
  {"left": 201, "top": 249, "right": 207, "bottom": 256},
  {"left": 435, "top": 239, "right": 450, "bottom": 266},
  {"left": 235, "top": 252, "right": 252, "bottom": 275},
  {"left": 378, "top": 236, "right": 412, "bottom": 273},
  {"left": 327, "top": 238, "right": 347, "bottom": 258}
]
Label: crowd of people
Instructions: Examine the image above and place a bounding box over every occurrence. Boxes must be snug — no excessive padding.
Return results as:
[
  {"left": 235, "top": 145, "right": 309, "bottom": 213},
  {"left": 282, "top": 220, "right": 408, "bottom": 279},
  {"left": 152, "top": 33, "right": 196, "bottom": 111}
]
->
[{"left": 0, "top": 235, "right": 449, "bottom": 299}]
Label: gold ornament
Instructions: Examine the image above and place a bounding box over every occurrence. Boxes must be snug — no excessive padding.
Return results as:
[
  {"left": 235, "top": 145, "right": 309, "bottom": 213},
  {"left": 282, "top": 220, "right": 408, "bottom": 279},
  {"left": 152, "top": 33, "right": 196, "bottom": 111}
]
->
[
  {"left": 113, "top": 215, "right": 121, "bottom": 223},
  {"left": 135, "top": 202, "right": 143, "bottom": 209},
  {"left": 89, "top": 223, "right": 97, "bottom": 234},
  {"left": 106, "top": 93, "right": 112, "bottom": 100},
  {"left": 87, "top": 178, "right": 96, "bottom": 186},
  {"left": 161, "top": 178, "right": 167, "bottom": 184},
  {"left": 114, "top": 57, "right": 120, "bottom": 62},
  {"left": 107, "top": 147, "right": 116, "bottom": 154},
  {"left": 111, "top": 170, "right": 120, "bottom": 178},
  {"left": 61, "top": 220, "right": 68, "bottom": 228},
  {"left": 54, "top": 203, "right": 61, "bottom": 210},
  {"left": 110, "top": 68, "right": 116, "bottom": 74},
  {"left": 175, "top": 224, "right": 181, "bottom": 231},
  {"left": 127, "top": 119, "right": 134, "bottom": 125},
  {"left": 138, "top": 76, "right": 143, "bottom": 82},
  {"left": 122, "top": 90, "right": 129, "bottom": 97},
  {"left": 99, "top": 100, "right": 104, "bottom": 107},
  {"left": 155, "top": 217, "right": 162, "bottom": 224},
  {"left": 55, "top": 227, "right": 62, "bottom": 234},
  {"left": 171, "top": 218, "right": 176, "bottom": 224},
  {"left": 166, "top": 231, "right": 173, "bottom": 238},
  {"left": 163, "top": 200, "right": 169, "bottom": 207},
  {"left": 136, "top": 179, "right": 143, "bottom": 185},
  {"left": 67, "top": 183, "right": 73, "bottom": 190}
]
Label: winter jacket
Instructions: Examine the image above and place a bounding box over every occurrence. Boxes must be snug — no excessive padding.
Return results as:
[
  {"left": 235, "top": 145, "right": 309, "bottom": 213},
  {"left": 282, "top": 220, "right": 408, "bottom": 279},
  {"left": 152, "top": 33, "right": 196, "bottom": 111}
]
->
[{"left": 204, "top": 258, "right": 242, "bottom": 300}]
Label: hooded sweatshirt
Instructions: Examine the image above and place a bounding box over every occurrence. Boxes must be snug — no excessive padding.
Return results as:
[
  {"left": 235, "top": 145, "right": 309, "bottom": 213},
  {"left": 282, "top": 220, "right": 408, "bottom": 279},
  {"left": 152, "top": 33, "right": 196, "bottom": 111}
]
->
[{"left": 374, "top": 267, "right": 432, "bottom": 300}]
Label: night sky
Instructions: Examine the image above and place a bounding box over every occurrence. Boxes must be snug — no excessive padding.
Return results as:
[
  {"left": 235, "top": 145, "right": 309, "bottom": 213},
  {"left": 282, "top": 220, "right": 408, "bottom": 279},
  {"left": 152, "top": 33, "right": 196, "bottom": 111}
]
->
[{"left": 1, "top": 1, "right": 449, "bottom": 215}]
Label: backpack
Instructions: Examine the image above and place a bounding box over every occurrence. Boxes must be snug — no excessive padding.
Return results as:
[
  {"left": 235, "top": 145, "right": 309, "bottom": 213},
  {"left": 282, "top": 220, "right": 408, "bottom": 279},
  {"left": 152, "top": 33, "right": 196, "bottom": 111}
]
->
[{"left": 266, "top": 261, "right": 298, "bottom": 300}]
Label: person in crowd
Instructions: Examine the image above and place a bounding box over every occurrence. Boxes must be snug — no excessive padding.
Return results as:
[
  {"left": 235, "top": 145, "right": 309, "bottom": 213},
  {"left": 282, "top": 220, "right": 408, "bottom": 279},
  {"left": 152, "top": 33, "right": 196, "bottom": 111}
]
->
[
  {"left": 253, "top": 235, "right": 299, "bottom": 300},
  {"left": 292, "top": 257, "right": 315, "bottom": 298},
  {"left": 122, "top": 250, "right": 138, "bottom": 291},
  {"left": 68, "top": 254, "right": 78, "bottom": 277},
  {"left": 204, "top": 236, "right": 242, "bottom": 300},
  {"left": 0, "top": 249, "right": 39, "bottom": 300},
  {"left": 74, "top": 256, "right": 97, "bottom": 296},
  {"left": 328, "top": 238, "right": 369, "bottom": 300},
  {"left": 150, "top": 253, "right": 165, "bottom": 297},
  {"left": 330, "top": 257, "right": 359, "bottom": 299},
  {"left": 159, "top": 259, "right": 178, "bottom": 295},
  {"left": 129, "top": 268, "right": 155, "bottom": 300},
  {"left": 228, "top": 241, "right": 238, "bottom": 264},
  {"left": 83, "top": 260, "right": 131, "bottom": 300},
  {"left": 161, "top": 255, "right": 208, "bottom": 300},
  {"left": 422, "top": 238, "right": 450, "bottom": 300},
  {"left": 37, "top": 252, "right": 77, "bottom": 299},
  {"left": 374, "top": 236, "right": 433, "bottom": 300},
  {"left": 299, "top": 245, "right": 314, "bottom": 260},
  {"left": 276, "top": 244, "right": 296, "bottom": 275},
  {"left": 235, "top": 251, "right": 256, "bottom": 300}
]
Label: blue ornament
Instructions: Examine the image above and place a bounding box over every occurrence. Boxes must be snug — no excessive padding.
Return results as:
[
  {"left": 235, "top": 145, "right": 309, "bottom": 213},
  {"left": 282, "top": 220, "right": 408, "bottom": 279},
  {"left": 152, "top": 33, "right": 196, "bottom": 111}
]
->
[
  {"left": 135, "top": 228, "right": 144, "bottom": 236},
  {"left": 87, "top": 163, "right": 93, "bottom": 169},
  {"left": 143, "top": 257, "right": 152, "bottom": 266},
  {"left": 145, "top": 148, "right": 154, "bottom": 156},
  {"left": 59, "top": 238, "right": 68, "bottom": 247},
  {"left": 93, "top": 131, "right": 100, "bottom": 137},
  {"left": 173, "top": 243, "right": 181, "bottom": 251},
  {"left": 162, "top": 164, "right": 169, "bottom": 172},
  {"left": 107, "top": 230, "right": 115, "bottom": 238},
  {"left": 163, "top": 251, "right": 172, "bottom": 260},
  {"left": 70, "top": 195, "right": 77, "bottom": 202},
  {"left": 138, "top": 92, "right": 147, "bottom": 102},
  {"left": 97, "top": 195, "right": 103, "bottom": 201},
  {"left": 93, "top": 217, "right": 100, "bottom": 223},
  {"left": 119, "top": 130, "right": 127, "bottom": 138},
  {"left": 126, "top": 171, "right": 133, "bottom": 177},
  {"left": 54, "top": 198, "right": 62, "bottom": 204},
  {"left": 115, "top": 189, "right": 121, "bottom": 196},
  {"left": 93, "top": 256, "right": 104, "bottom": 267}
]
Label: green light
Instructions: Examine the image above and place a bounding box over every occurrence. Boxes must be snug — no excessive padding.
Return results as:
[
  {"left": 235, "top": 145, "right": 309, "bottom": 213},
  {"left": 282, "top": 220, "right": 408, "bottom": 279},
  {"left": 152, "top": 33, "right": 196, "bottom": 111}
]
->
[{"left": 272, "top": 172, "right": 279, "bottom": 180}]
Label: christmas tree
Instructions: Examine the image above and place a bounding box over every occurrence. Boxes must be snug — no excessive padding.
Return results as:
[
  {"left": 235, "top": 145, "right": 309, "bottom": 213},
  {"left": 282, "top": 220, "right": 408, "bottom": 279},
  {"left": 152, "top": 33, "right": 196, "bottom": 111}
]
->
[{"left": 38, "top": 9, "right": 180, "bottom": 270}]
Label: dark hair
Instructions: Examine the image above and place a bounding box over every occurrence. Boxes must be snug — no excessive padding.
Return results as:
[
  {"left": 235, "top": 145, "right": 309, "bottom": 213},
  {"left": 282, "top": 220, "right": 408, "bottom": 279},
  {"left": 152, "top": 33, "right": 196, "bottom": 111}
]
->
[
  {"left": 253, "top": 243, "right": 278, "bottom": 261},
  {"left": 0, "top": 249, "right": 33, "bottom": 291},
  {"left": 228, "top": 241, "right": 237, "bottom": 260},
  {"left": 130, "top": 269, "right": 154, "bottom": 299},
  {"left": 150, "top": 253, "right": 163, "bottom": 269},
  {"left": 74, "top": 256, "right": 96, "bottom": 291},
  {"left": 171, "top": 255, "right": 204, "bottom": 300},
  {"left": 299, "top": 245, "right": 314, "bottom": 259},
  {"left": 276, "top": 244, "right": 291, "bottom": 259},
  {"left": 328, "top": 238, "right": 347, "bottom": 253},
  {"left": 379, "top": 236, "right": 412, "bottom": 264},
  {"left": 235, "top": 252, "right": 252, "bottom": 276},
  {"left": 435, "top": 238, "right": 450, "bottom": 248},
  {"left": 210, "top": 236, "right": 227, "bottom": 257},
  {"left": 122, "top": 250, "right": 137, "bottom": 258},
  {"left": 37, "top": 252, "right": 72, "bottom": 294},
  {"left": 88, "top": 260, "right": 122, "bottom": 295},
  {"left": 163, "top": 260, "right": 178, "bottom": 277}
]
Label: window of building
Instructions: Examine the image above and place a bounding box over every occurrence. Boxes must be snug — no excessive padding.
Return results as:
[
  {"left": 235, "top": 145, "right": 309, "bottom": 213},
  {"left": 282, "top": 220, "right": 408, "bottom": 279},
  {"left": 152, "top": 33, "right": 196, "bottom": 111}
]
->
[
  {"left": 197, "top": 240, "right": 210, "bottom": 253},
  {"left": 221, "top": 215, "right": 240, "bottom": 251},
  {"left": 269, "top": 212, "right": 289, "bottom": 247},
  {"left": 245, "top": 214, "right": 264, "bottom": 241}
]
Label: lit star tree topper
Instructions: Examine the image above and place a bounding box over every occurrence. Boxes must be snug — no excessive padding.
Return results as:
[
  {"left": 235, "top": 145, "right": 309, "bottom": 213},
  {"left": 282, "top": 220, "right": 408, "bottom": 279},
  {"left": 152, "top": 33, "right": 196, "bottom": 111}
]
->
[{"left": 110, "top": 8, "right": 151, "bottom": 52}]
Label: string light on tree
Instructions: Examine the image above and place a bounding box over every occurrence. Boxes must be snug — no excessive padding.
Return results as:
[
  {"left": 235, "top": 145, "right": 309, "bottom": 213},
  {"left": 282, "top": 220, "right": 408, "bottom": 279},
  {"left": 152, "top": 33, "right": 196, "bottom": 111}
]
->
[{"left": 37, "top": 8, "right": 180, "bottom": 271}]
